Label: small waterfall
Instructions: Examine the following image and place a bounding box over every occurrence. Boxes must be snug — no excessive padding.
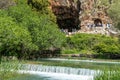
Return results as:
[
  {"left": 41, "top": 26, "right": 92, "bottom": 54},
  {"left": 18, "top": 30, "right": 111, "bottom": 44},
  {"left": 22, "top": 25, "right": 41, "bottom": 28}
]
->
[{"left": 21, "top": 64, "right": 99, "bottom": 76}]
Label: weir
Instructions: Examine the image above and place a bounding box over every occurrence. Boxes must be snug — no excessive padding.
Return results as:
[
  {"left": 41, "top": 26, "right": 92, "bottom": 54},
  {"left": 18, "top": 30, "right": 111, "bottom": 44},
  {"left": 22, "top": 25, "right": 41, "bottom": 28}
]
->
[
  {"left": 16, "top": 59, "right": 120, "bottom": 80},
  {"left": 21, "top": 64, "right": 99, "bottom": 76}
]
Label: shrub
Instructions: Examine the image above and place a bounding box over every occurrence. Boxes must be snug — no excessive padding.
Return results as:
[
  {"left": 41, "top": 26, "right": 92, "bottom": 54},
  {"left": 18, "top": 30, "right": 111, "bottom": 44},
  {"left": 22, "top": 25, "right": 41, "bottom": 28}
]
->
[
  {"left": 62, "top": 49, "right": 79, "bottom": 54},
  {"left": 93, "top": 43, "right": 120, "bottom": 58},
  {"left": 64, "top": 33, "right": 120, "bottom": 58},
  {"left": 31, "top": 17, "right": 66, "bottom": 50},
  {"left": 65, "top": 33, "right": 100, "bottom": 51},
  {"left": 0, "top": 0, "right": 66, "bottom": 59},
  {"left": 0, "top": 14, "right": 36, "bottom": 58}
]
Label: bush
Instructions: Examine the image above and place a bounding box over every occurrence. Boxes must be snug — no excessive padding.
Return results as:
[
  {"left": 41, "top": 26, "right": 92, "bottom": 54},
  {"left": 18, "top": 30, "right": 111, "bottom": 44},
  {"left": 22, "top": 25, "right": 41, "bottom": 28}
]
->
[
  {"left": 0, "top": 0, "right": 66, "bottom": 59},
  {"left": 65, "top": 33, "right": 100, "bottom": 51},
  {"left": 0, "top": 13, "right": 36, "bottom": 58},
  {"left": 30, "top": 0, "right": 49, "bottom": 11},
  {"left": 93, "top": 43, "right": 120, "bottom": 58},
  {"left": 64, "top": 33, "right": 120, "bottom": 58},
  {"left": 31, "top": 16, "right": 66, "bottom": 50},
  {"left": 7, "top": 0, "right": 32, "bottom": 23},
  {"left": 62, "top": 49, "right": 79, "bottom": 54}
]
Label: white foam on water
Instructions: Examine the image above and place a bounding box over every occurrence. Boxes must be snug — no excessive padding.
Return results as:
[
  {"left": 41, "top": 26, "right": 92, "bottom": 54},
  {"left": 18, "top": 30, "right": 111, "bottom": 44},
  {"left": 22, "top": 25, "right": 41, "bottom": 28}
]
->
[{"left": 19, "top": 70, "right": 94, "bottom": 80}]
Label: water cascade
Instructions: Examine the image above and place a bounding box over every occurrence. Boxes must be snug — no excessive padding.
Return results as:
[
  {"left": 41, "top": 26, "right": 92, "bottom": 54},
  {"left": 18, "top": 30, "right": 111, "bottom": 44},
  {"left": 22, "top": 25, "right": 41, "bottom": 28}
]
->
[
  {"left": 18, "top": 64, "right": 101, "bottom": 80},
  {"left": 20, "top": 64, "right": 99, "bottom": 76}
]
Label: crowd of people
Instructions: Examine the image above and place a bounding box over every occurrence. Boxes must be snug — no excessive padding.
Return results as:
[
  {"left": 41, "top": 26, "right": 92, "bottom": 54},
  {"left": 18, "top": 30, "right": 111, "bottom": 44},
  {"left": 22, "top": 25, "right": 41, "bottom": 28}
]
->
[
  {"left": 61, "top": 28, "right": 78, "bottom": 35},
  {"left": 60, "top": 22, "right": 112, "bottom": 35}
]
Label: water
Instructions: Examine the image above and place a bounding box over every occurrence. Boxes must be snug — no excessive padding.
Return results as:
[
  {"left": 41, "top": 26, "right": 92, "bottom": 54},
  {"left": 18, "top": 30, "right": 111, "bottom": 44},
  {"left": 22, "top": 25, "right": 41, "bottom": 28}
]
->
[
  {"left": 37, "top": 58, "right": 120, "bottom": 70},
  {"left": 10, "top": 58, "right": 120, "bottom": 80},
  {"left": 21, "top": 64, "right": 98, "bottom": 76},
  {"left": 14, "top": 64, "right": 98, "bottom": 80},
  {"left": 17, "top": 71, "right": 94, "bottom": 80},
  {"left": 39, "top": 58, "right": 120, "bottom": 64}
]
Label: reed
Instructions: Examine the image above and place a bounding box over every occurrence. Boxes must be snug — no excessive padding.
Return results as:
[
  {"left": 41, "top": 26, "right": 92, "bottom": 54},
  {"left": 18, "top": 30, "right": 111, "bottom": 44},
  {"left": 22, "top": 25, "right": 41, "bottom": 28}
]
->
[
  {"left": 94, "top": 68, "right": 120, "bottom": 80},
  {"left": 0, "top": 60, "right": 22, "bottom": 80}
]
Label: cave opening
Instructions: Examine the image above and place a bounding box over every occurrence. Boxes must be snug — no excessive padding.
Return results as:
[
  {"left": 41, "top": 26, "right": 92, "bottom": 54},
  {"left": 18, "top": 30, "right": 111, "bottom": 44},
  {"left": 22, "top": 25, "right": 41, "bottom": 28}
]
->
[
  {"left": 51, "top": 0, "right": 81, "bottom": 33},
  {"left": 57, "top": 18, "right": 80, "bottom": 32},
  {"left": 94, "top": 18, "right": 103, "bottom": 27}
]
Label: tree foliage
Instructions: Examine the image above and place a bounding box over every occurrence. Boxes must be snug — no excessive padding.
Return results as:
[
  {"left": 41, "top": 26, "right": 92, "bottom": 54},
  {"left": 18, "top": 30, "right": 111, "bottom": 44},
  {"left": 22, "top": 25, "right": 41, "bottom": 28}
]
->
[
  {"left": 0, "top": 0, "right": 119, "bottom": 60},
  {"left": 31, "top": 18, "right": 65, "bottom": 50},
  {"left": 100, "top": 0, "right": 120, "bottom": 29},
  {"left": 0, "top": 13, "right": 35, "bottom": 57},
  {"left": 0, "top": 0, "right": 65, "bottom": 59},
  {"left": 108, "top": 0, "right": 120, "bottom": 29}
]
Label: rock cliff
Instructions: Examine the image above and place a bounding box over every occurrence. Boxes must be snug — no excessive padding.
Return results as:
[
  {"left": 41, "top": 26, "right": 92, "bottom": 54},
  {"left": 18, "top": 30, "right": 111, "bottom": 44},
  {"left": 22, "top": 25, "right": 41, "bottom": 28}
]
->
[
  {"left": 50, "top": 0, "right": 114, "bottom": 35},
  {"left": 0, "top": 0, "right": 115, "bottom": 35},
  {"left": 79, "top": 0, "right": 112, "bottom": 35}
]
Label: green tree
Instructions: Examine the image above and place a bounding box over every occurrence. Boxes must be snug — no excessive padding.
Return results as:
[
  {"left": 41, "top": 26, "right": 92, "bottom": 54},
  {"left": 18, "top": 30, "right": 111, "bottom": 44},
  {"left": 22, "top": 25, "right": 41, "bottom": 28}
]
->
[
  {"left": 100, "top": 0, "right": 120, "bottom": 29},
  {"left": 108, "top": 0, "right": 120, "bottom": 29},
  {"left": 0, "top": 13, "right": 36, "bottom": 59},
  {"left": 4, "top": 0, "right": 66, "bottom": 57},
  {"left": 27, "top": 0, "right": 49, "bottom": 13},
  {"left": 31, "top": 15, "right": 66, "bottom": 50}
]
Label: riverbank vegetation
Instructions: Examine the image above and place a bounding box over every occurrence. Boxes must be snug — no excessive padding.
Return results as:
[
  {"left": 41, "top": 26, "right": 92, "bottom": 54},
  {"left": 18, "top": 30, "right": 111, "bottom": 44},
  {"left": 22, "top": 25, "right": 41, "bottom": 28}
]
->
[
  {"left": 0, "top": 59, "right": 22, "bottom": 80},
  {"left": 0, "top": 0, "right": 120, "bottom": 60},
  {"left": 0, "top": 0, "right": 120, "bottom": 79},
  {"left": 63, "top": 33, "right": 120, "bottom": 59},
  {"left": 95, "top": 68, "right": 120, "bottom": 80},
  {"left": 0, "top": 0, "right": 65, "bottom": 61},
  {"left": 101, "top": 0, "right": 120, "bottom": 29}
]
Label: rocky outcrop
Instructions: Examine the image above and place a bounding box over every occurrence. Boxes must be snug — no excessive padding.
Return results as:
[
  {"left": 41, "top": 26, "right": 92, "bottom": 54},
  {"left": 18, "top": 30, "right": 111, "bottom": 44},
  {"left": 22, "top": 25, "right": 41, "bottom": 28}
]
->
[
  {"left": 50, "top": 0, "right": 114, "bottom": 35},
  {"left": 0, "top": 0, "right": 116, "bottom": 35},
  {"left": 0, "top": 0, "right": 15, "bottom": 9},
  {"left": 79, "top": 0, "right": 113, "bottom": 35}
]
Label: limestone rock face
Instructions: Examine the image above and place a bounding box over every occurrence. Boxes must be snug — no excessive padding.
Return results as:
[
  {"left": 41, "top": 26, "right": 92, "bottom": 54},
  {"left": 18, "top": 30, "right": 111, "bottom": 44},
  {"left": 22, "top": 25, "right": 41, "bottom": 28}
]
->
[
  {"left": 79, "top": 0, "right": 113, "bottom": 35},
  {"left": 0, "top": 0, "right": 15, "bottom": 9},
  {"left": 50, "top": 0, "right": 114, "bottom": 35}
]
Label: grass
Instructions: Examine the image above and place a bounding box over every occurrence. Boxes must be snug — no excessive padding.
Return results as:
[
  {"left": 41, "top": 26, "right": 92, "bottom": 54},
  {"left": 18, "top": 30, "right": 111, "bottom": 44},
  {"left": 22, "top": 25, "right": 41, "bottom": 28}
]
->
[
  {"left": 94, "top": 68, "right": 120, "bottom": 80},
  {"left": 95, "top": 71, "right": 120, "bottom": 80},
  {"left": 0, "top": 60, "right": 22, "bottom": 80}
]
